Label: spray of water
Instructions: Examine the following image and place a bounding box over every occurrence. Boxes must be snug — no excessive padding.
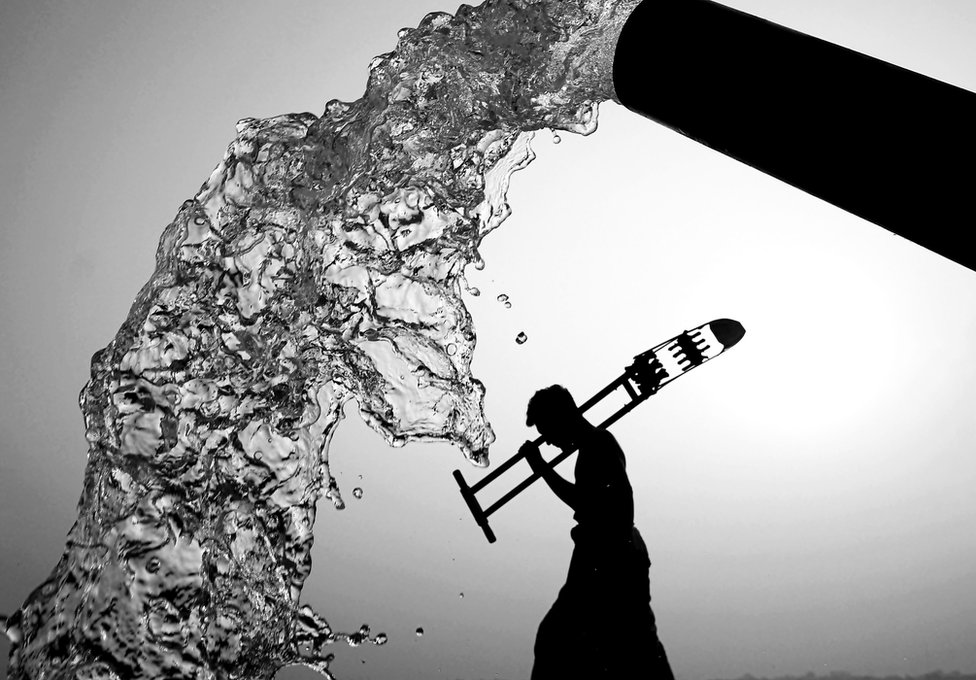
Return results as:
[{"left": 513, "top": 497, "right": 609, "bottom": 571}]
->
[{"left": 3, "top": 1, "right": 638, "bottom": 677}]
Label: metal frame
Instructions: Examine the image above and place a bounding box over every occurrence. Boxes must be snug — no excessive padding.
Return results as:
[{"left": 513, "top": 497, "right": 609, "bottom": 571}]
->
[{"left": 453, "top": 319, "right": 744, "bottom": 543}]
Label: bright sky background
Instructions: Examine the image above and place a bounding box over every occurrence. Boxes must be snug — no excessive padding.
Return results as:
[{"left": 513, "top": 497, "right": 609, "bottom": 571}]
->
[{"left": 2, "top": 2, "right": 975, "bottom": 680}]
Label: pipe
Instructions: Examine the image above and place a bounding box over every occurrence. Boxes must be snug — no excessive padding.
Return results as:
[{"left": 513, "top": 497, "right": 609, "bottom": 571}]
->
[{"left": 612, "top": 0, "right": 976, "bottom": 273}]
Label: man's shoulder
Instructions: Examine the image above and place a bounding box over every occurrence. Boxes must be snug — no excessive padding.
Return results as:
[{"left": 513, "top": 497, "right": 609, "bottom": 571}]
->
[
  {"left": 578, "top": 428, "right": 625, "bottom": 457},
  {"left": 588, "top": 427, "right": 622, "bottom": 448}
]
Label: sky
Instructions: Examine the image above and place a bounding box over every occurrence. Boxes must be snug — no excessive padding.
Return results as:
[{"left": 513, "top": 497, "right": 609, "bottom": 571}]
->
[{"left": 1, "top": 2, "right": 975, "bottom": 680}]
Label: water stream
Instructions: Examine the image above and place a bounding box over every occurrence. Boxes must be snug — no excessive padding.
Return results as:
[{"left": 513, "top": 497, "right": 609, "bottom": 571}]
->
[{"left": 2, "top": 1, "right": 638, "bottom": 677}]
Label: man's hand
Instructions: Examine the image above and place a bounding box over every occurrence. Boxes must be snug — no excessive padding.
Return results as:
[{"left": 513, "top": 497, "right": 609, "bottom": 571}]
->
[
  {"left": 519, "top": 440, "right": 545, "bottom": 474},
  {"left": 520, "top": 439, "right": 577, "bottom": 510}
]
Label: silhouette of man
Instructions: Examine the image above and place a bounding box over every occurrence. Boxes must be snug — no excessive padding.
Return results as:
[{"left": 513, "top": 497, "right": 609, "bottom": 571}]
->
[{"left": 520, "top": 384, "right": 674, "bottom": 679}]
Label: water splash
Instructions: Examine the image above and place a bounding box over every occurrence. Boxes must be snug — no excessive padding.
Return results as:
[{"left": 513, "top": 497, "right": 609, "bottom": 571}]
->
[{"left": 3, "top": 0, "right": 638, "bottom": 678}]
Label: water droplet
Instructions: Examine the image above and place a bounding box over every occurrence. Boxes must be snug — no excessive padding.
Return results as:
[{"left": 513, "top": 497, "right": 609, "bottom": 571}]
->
[
  {"left": 2, "top": 620, "right": 23, "bottom": 645},
  {"left": 447, "top": 343, "right": 457, "bottom": 356},
  {"left": 415, "top": 627, "right": 424, "bottom": 637},
  {"left": 352, "top": 487, "right": 363, "bottom": 499},
  {"left": 468, "top": 286, "right": 480, "bottom": 297},
  {"left": 496, "top": 293, "right": 508, "bottom": 304},
  {"left": 551, "top": 131, "right": 561, "bottom": 144},
  {"left": 515, "top": 332, "right": 528, "bottom": 345}
]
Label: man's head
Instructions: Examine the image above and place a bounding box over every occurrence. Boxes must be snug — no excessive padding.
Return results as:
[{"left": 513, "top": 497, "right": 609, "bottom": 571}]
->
[{"left": 526, "top": 384, "right": 583, "bottom": 450}]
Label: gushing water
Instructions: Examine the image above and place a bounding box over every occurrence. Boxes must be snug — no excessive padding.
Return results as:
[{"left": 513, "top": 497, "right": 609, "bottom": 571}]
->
[{"left": 2, "top": 0, "right": 637, "bottom": 677}]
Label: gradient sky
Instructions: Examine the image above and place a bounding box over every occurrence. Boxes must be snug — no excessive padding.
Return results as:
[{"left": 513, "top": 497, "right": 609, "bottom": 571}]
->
[{"left": 2, "top": 2, "right": 975, "bottom": 680}]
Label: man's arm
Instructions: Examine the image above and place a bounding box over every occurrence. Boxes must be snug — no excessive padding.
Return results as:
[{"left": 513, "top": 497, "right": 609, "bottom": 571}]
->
[{"left": 520, "top": 441, "right": 578, "bottom": 510}]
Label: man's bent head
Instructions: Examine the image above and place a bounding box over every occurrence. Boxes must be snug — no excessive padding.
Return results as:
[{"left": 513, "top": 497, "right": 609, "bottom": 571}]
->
[
  {"left": 526, "top": 385, "right": 577, "bottom": 426},
  {"left": 526, "top": 385, "right": 584, "bottom": 449}
]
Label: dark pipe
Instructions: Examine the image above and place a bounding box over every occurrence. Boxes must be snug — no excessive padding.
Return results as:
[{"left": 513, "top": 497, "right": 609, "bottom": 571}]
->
[{"left": 613, "top": 0, "right": 976, "bottom": 273}]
